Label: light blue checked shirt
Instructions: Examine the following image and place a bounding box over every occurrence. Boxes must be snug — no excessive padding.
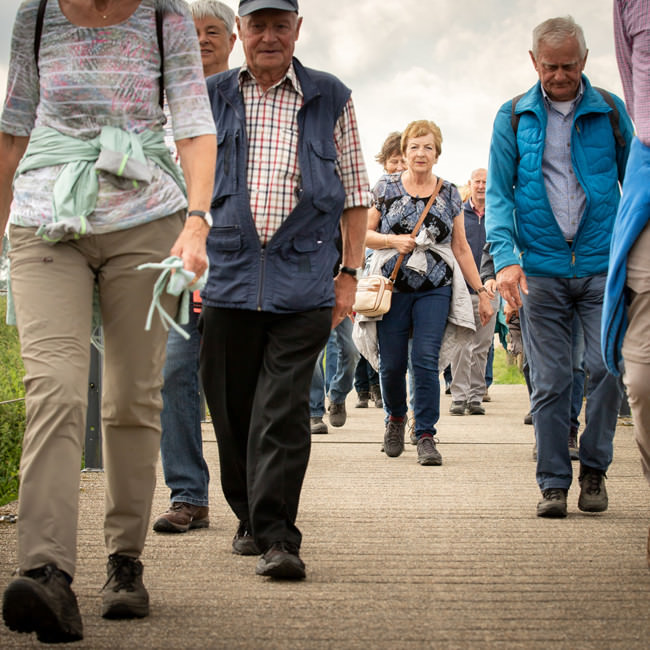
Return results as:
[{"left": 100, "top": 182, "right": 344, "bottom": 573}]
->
[{"left": 541, "top": 82, "right": 586, "bottom": 241}]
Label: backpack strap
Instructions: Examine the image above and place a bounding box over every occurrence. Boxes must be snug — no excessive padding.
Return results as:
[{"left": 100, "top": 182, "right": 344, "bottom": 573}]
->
[
  {"left": 33, "top": 0, "right": 165, "bottom": 109},
  {"left": 34, "top": 0, "right": 48, "bottom": 76},
  {"left": 510, "top": 88, "right": 626, "bottom": 153},
  {"left": 593, "top": 86, "right": 626, "bottom": 149},
  {"left": 510, "top": 93, "right": 525, "bottom": 165}
]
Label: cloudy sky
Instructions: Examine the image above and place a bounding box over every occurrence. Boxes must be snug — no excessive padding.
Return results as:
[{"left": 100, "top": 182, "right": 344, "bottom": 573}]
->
[{"left": 0, "top": 0, "right": 624, "bottom": 186}]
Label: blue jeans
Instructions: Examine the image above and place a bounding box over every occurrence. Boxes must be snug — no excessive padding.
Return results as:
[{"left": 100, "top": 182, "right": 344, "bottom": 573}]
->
[
  {"left": 310, "top": 317, "right": 359, "bottom": 416},
  {"left": 377, "top": 287, "right": 451, "bottom": 438},
  {"left": 160, "top": 308, "right": 210, "bottom": 506},
  {"left": 485, "top": 342, "right": 494, "bottom": 389},
  {"left": 570, "top": 315, "right": 585, "bottom": 428},
  {"left": 521, "top": 275, "right": 622, "bottom": 490},
  {"left": 354, "top": 356, "right": 379, "bottom": 392}
]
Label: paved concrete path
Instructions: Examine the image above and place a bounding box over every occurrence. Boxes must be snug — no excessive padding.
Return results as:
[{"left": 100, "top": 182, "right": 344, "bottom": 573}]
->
[{"left": 1, "top": 384, "right": 649, "bottom": 648}]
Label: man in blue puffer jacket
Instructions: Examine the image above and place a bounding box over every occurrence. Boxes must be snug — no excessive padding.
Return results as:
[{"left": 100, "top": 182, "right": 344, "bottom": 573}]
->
[{"left": 486, "top": 16, "right": 633, "bottom": 518}]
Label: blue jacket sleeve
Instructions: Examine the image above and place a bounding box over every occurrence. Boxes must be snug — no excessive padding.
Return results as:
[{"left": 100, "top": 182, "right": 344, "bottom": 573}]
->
[{"left": 486, "top": 101, "right": 521, "bottom": 274}]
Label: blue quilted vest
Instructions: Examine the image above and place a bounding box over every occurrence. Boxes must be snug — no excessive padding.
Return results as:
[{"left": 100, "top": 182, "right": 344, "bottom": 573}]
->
[{"left": 511, "top": 77, "right": 628, "bottom": 277}]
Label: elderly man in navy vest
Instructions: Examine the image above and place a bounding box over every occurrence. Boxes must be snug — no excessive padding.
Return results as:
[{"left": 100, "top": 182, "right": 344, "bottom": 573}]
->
[
  {"left": 486, "top": 16, "right": 633, "bottom": 518},
  {"left": 200, "top": 0, "right": 371, "bottom": 579}
]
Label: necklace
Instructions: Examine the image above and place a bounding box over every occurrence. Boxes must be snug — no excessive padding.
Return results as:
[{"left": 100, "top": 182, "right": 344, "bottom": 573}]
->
[{"left": 94, "top": 1, "right": 114, "bottom": 20}]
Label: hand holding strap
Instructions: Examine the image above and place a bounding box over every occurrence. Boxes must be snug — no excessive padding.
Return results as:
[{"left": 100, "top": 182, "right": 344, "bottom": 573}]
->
[{"left": 389, "top": 176, "right": 444, "bottom": 283}]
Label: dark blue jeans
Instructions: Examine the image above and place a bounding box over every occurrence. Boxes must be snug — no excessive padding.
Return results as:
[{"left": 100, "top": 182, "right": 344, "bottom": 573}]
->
[
  {"left": 377, "top": 286, "right": 451, "bottom": 438},
  {"left": 521, "top": 274, "right": 622, "bottom": 490},
  {"left": 160, "top": 308, "right": 210, "bottom": 507}
]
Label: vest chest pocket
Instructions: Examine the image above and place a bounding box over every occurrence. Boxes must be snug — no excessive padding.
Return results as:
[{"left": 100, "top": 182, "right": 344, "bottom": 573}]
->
[
  {"left": 212, "top": 130, "right": 239, "bottom": 203},
  {"left": 308, "top": 139, "right": 343, "bottom": 212}
]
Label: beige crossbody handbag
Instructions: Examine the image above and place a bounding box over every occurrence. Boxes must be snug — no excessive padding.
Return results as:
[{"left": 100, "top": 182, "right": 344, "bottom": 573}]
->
[{"left": 353, "top": 177, "right": 444, "bottom": 317}]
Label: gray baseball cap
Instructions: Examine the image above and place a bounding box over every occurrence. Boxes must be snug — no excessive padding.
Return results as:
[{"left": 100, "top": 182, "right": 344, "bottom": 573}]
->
[{"left": 238, "top": 0, "right": 299, "bottom": 16}]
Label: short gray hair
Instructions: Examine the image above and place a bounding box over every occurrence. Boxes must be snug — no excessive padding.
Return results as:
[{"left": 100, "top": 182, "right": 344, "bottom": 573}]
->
[
  {"left": 190, "top": 0, "right": 236, "bottom": 33},
  {"left": 532, "top": 16, "right": 587, "bottom": 59}
]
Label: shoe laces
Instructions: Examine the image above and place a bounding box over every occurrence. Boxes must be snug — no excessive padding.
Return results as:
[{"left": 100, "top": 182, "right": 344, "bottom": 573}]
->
[
  {"left": 386, "top": 419, "right": 404, "bottom": 441},
  {"left": 267, "top": 541, "right": 299, "bottom": 556},
  {"left": 542, "top": 488, "right": 566, "bottom": 501},
  {"left": 580, "top": 468, "right": 606, "bottom": 495},
  {"left": 104, "top": 555, "right": 143, "bottom": 593},
  {"left": 418, "top": 436, "right": 436, "bottom": 454}
]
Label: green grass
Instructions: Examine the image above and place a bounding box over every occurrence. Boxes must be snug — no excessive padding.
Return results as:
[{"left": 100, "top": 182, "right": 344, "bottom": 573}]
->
[
  {"left": 492, "top": 345, "right": 526, "bottom": 385},
  {"left": 0, "top": 295, "right": 25, "bottom": 506}
]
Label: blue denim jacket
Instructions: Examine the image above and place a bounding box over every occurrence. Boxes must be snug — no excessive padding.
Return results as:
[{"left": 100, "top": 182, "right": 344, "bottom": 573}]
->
[{"left": 202, "top": 58, "right": 351, "bottom": 313}]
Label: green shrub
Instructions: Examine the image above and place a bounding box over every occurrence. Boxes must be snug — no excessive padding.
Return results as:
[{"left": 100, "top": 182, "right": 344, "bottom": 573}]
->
[
  {"left": 492, "top": 345, "right": 526, "bottom": 385},
  {"left": 0, "top": 295, "right": 25, "bottom": 506}
]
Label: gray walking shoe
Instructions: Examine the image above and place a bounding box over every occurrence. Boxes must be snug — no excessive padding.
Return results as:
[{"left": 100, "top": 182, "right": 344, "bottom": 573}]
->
[
  {"left": 417, "top": 435, "right": 442, "bottom": 466},
  {"left": 383, "top": 418, "right": 405, "bottom": 457},
  {"left": 328, "top": 402, "right": 347, "bottom": 427},
  {"left": 536, "top": 488, "right": 568, "bottom": 518},
  {"left": 101, "top": 554, "right": 149, "bottom": 619},
  {"left": 578, "top": 464, "right": 608, "bottom": 512}
]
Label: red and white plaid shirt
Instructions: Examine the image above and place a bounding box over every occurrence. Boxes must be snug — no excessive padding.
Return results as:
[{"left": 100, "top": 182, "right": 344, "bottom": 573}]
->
[{"left": 239, "top": 62, "right": 372, "bottom": 245}]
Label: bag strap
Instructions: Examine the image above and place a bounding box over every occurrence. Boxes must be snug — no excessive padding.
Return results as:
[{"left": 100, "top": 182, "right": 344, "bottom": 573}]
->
[
  {"left": 34, "top": 0, "right": 48, "bottom": 76},
  {"left": 389, "top": 176, "right": 444, "bottom": 283},
  {"left": 155, "top": 4, "right": 165, "bottom": 109},
  {"left": 34, "top": 0, "right": 165, "bottom": 109}
]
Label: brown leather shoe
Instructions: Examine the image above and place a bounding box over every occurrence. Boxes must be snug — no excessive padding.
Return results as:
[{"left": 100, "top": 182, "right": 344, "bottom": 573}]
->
[{"left": 152, "top": 502, "right": 209, "bottom": 533}]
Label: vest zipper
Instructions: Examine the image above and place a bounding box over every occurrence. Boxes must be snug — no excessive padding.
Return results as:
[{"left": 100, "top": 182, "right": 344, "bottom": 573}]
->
[{"left": 257, "top": 249, "right": 266, "bottom": 311}]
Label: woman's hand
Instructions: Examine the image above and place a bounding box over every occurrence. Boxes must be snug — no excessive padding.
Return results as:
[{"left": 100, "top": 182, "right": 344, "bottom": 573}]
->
[
  {"left": 484, "top": 278, "right": 497, "bottom": 298},
  {"left": 392, "top": 234, "right": 416, "bottom": 254},
  {"left": 170, "top": 218, "right": 209, "bottom": 284},
  {"left": 478, "top": 291, "right": 495, "bottom": 327}
]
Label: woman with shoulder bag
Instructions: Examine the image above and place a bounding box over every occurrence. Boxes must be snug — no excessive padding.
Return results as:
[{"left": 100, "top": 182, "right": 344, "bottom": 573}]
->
[{"left": 365, "top": 120, "right": 493, "bottom": 466}]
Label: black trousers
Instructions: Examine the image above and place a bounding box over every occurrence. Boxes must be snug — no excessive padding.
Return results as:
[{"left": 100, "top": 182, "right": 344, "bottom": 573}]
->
[{"left": 200, "top": 306, "right": 331, "bottom": 551}]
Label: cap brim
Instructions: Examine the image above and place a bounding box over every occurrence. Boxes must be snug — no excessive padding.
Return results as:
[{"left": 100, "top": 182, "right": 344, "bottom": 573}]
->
[{"left": 239, "top": 0, "right": 298, "bottom": 16}]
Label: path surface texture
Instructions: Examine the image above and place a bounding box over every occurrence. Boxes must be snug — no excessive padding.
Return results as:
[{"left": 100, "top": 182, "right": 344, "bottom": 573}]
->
[{"left": 1, "top": 384, "right": 649, "bottom": 648}]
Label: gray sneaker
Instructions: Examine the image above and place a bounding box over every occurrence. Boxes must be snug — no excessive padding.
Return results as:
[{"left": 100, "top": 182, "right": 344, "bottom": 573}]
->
[
  {"left": 2, "top": 563, "right": 83, "bottom": 643},
  {"left": 328, "top": 402, "right": 347, "bottom": 427},
  {"left": 383, "top": 418, "right": 405, "bottom": 457},
  {"left": 536, "top": 488, "right": 568, "bottom": 518},
  {"left": 449, "top": 401, "right": 467, "bottom": 415},
  {"left": 355, "top": 391, "right": 370, "bottom": 408},
  {"left": 578, "top": 464, "right": 608, "bottom": 512},
  {"left": 417, "top": 436, "right": 442, "bottom": 466},
  {"left": 310, "top": 416, "right": 328, "bottom": 435},
  {"left": 370, "top": 384, "right": 383, "bottom": 408},
  {"left": 101, "top": 554, "right": 149, "bottom": 619},
  {"left": 467, "top": 401, "right": 485, "bottom": 415}
]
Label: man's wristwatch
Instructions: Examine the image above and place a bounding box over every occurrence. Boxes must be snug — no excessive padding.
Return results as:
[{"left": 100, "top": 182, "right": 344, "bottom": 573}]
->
[
  {"left": 188, "top": 209, "right": 213, "bottom": 227},
  {"left": 476, "top": 285, "right": 488, "bottom": 294},
  {"left": 339, "top": 265, "right": 363, "bottom": 280}
]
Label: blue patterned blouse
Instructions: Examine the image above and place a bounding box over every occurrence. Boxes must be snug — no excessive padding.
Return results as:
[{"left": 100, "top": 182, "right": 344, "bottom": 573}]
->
[{"left": 372, "top": 173, "right": 462, "bottom": 292}]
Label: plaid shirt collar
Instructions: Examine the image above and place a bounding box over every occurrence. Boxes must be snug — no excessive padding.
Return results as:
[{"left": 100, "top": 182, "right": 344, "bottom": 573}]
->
[{"left": 237, "top": 61, "right": 303, "bottom": 97}]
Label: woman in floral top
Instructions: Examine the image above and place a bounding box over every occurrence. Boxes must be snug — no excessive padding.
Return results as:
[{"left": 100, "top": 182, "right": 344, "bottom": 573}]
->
[
  {"left": 0, "top": 1, "right": 216, "bottom": 642},
  {"left": 365, "top": 120, "right": 493, "bottom": 467}
]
